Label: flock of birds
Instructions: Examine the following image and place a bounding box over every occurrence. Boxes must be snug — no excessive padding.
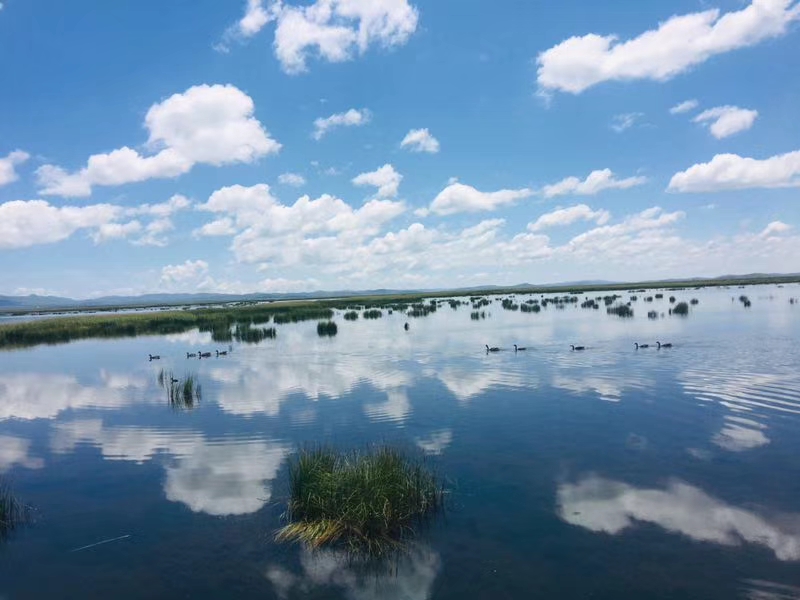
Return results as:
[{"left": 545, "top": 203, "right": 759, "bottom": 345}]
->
[
  {"left": 485, "top": 341, "right": 673, "bottom": 353},
  {"left": 148, "top": 348, "right": 231, "bottom": 361}
]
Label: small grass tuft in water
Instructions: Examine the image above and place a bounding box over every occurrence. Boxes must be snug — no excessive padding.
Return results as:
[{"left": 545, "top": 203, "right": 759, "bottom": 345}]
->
[
  {"left": 159, "top": 370, "right": 201, "bottom": 410},
  {"left": 0, "top": 480, "right": 30, "bottom": 540},
  {"left": 671, "top": 302, "right": 689, "bottom": 316},
  {"left": 343, "top": 311, "right": 359, "bottom": 321},
  {"left": 317, "top": 321, "right": 338, "bottom": 337},
  {"left": 277, "top": 446, "right": 444, "bottom": 557}
]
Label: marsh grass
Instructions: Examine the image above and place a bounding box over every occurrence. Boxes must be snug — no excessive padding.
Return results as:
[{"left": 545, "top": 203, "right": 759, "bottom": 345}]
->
[
  {"left": 671, "top": 302, "right": 690, "bottom": 316},
  {"left": 233, "top": 323, "right": 276, "bottom": 343},
  {"left": 343, "top": 311, "right": 359, "bottom": 321},
  {"left": 276, "top": 446, "right": 444, "bottom": 557},
  {"left": 159, "top": 370, "right": 201, "bottom": 410},
  {"left": 607, "top": 304, "right": 634, "bottom": 318},
  {"left": 363, "top": 309, "right": 383, "bottom": 320},
  {"left": 0, "top": 481, "right": 30, "bottom": 540},
  {"left": 317, "top": 321, "right": 338, "bottom": 337}
]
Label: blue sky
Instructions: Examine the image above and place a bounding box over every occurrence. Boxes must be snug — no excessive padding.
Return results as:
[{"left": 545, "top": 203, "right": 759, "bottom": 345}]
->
[{"left": 1, "top": 0, "right": 799, "bottom": 298}]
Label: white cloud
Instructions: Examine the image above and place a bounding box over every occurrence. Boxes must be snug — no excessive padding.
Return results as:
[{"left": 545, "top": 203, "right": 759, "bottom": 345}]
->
[
  {"left": 528, "top": 204, "right": 611, "bottom": 232},
  {"left": 668, "top": 150, "right": 800, "bottom": 192},
  {"left": 239, "top": 0, "right": 274, "bottom": 36},
  {"left": 542, "top": 169, "right": 647, "bottom": 198},
  {"left": 161, "top": 260, "right": 210, "bottom": 284},
  {"left": 313, "top": 108, "right": 371, "bottom": 140},
  {"left": 670, "top": 99, "right": 699, "bottom": 115},
  {"left": 352, "top": 163, "right": 402, "bottom": 198},
  {"left": 558, "top": 475, "right": 800, "bottom": 561},
  {"left": 90, "top": 221, "right": 144, "bottom": 244},
  {"left": 428, "top": 182, "right": 533, "bottom": 216},
  {"left": 129, "top": 194, "right": 192, "bottom": 218},
  {"left": 278, "top": 172, "right": 306, "bottom": 187},
  {"left": 193, "top": 218, "right": 238, "bottom": 237},
  {"left": 761, "top": 220, "right": 792, "bottom": 237},
  {"left": 0, "top": 199, "right": 122, "bottom": 249},
  {"left": 0, "top": 150, "right": 30, "bottom": 187},
  {"left": 610, "top": 112, "right": 643, "bottom": 133},
  {"left": 269, "top": 0, "right": 419, "bottom": 74},
  {"left": 36, "top": 84, "right": 281, "bottom": 197},
  {"left": 400, "top": 128, "right": 440, "bottom": 153},
  {"left": 537, "top": 0, "right": 800, "bottom": 94},
  {"left": 693, "top": 105, "right": 758, "bottom": 138}
]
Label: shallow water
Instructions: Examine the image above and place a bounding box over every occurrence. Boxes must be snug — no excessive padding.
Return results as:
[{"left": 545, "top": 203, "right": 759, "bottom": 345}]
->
[{"left": 1, "top": 285, "right": 800, "bottom": 599}]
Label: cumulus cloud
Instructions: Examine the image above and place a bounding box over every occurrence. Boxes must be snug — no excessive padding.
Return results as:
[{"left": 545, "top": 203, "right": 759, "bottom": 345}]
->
[
  {"left": 253, "top": 0, "right": 421, "bottom": 74},
  {"left": 90, "top": 221, "right": 144, "bottom": 245},
  {"left": 670, "top": 99, "right": 699, "bottom": 115},
  {"left": 542, "top": 169, "right": 646, "bottom": 198},
  {"left": 0, "top": 200, "right": 122, "bottom": 249},
  {"left": 278, "top": 172, "right": 306, "bottom": 187},
  {"left": 352, "top": 163, "right": 402, "bottom": 198},
  {"left": 528, "top": 205, "right": 611, "bottom": 232},
  {"left": 428, "top": 182, "right": 533, "bottom": 216},
  {"left": 558, "top": 475, "right": 800, "bottom": 561},
  {"left": 313, "top": 108, "right": 371, "bottom": 140},
  {"left": 537, "top": 0, "right": 800, "bottom": 94},
  {"left": 0, "top": 150, "right": 30, "bottom": 187},
  {"left": 669, "top": 150, "right": 800, "bottom": 192},
  {"left": 400, "top": 128, "right": 440, "bottom": 153},
  {"left": 610, "top": 112, "right": 643, "bottom": 133},
  {"left": 161, "top": 260, "right": 210, "bottom": 284},
  {"left": 761, "top": 220, "right": 792, "bottom": 237},
  {"left": 36, "top": 84, "right": 281, "bottom": 197},
  {"left": 693, "top": 105, "right": 759, "bottom": 138}
]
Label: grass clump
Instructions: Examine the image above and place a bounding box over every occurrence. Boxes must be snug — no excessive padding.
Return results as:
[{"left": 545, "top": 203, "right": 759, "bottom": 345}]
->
[
  {"left": 363, "top": 309, "right": 383, "bottom": 320},
  {"left": 343, "top": 311, "right": 359, "bottom": 321},
  {"left": 671, "top": 302, "right": 690, "bottom": 316},
  {"left": 0, "top": 481, "right": 30, "bottom": 540},
  {"left": 317, "top": 321, "right": 338, "bottom": 337},
  {"left": 607, "top": 304, "right": 634, "bottom": 318},
  {"left": 277, "top": 446, "right": 444, "bottom": 556},
  {"left": 159, "top": 370, "right": 201, "bottom": 410}
]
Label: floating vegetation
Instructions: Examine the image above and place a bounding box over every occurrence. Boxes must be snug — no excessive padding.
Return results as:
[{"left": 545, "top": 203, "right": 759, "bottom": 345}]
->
[
  {"left": 343, "top": 311, "right": 359, "bottom": 321},
  {"left": 276, "top": 446, "right": 444, "bottom": 557},
  {"left": 317, "top": 321, "right": 338, "bottom": 337},
  {"left": 159, "top": 370, "right": 201, "bottom": 410},
  {"left": 233, "top": 323, "right": 276, "bottom": 343},
  {"left": 363, "top": 309, "right": 383, "bottom": 320},
  {"left": 671, "top": 302, "right": 690, "bottom": 316},
  {"left": 647, "top": 310, "right": 659, "bottom": 320},
  {"left": 0, "top": 480, "right": 30, "bottom": 540},
  {"left": 607, "top": 304, "right": 634, "bottom": 318},
  {"left": 690, "top": 298, "right": 699, "bottom": 305}
]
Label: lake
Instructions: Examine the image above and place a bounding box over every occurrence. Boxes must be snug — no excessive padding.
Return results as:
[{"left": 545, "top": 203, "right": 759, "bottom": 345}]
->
[{"left": 1, "top": 285, "right": 800, "bottom": 599}]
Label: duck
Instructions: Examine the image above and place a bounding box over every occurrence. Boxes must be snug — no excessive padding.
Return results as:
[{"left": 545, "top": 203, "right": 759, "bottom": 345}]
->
[
  {"left": 186, "top": 352, "right": 197, "bottom": 358},
  {"left": 198, "top": 351, "right": 212, "bottom": 358},
  {"left": 170, "top": 377, "right": 180, "bottom": 384},
  {"left": 514, "top": 344, "right": 527, "bottom": 351},
  {"left": 148, "top": 354, "right": 161, "bottom": 361},
  {"left": 634, "top": 343, "right": 649, "bottom": 349},
  {"left": 570, "top": 345, "right": 585, "bottom": 351},
  {"left": 485, "top": 344, "right": 500, "bottom": 352},
  {"left": 657, "top": 341, "right": 673, "bottom": 349},
  {"left": 404, "top": 322, "right": 410, "bottom": 331},
  {"left": 216, "top": 350, "right": 228, "bottom": 357}
]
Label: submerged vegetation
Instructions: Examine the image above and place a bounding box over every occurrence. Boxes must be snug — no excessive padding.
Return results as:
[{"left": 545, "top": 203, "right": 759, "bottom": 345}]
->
[
  {"left": 276, "top": 446, "right": 444, "bottom": 557},
  {"left": 0, "top": 481, "right": 30, "bottom": 540}
]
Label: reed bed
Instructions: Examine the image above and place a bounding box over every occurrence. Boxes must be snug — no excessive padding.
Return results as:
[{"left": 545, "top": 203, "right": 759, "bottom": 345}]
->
[
  {"left": 607, "top": 304, "right": 634, "bottom": 318},
  {"left": 276, "top": 446, "right": 444, "bottom": 557},
  {"left": 159, "top": 370, "right": 201, "bottom": 410},
  {"left": 317, "top": 321, "right": 338, "bottom": 337}
]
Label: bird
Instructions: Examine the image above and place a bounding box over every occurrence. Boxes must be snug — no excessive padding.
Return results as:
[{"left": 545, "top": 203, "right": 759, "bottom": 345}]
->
[
  {"left": 570, "top": 345, "right": 585, "bottom": 351},
  {"left": 186, "top": 352, "right": 197, "bottom": 358},
  {"left": 657, "top": 341, "right": 673, "bottom": 349},
  {"left": 404, "top": 322, "right": 410, "bottom": 331},
  {"left": 514, "top": 344, "right": 527, "bottom": 351},
  {"left": 485, "top": 344, "right": 500, "bottom": 352},
  {"left": 148, "top": 354, "right": 161, "bottom": 361},
  {"left": 170, "top": 377, "right": 179, "bottom": 384},
  {"left": 216, "top": 350, "right": 228, "bottom": 357},
  {"left": 198, "top": 351, "right": 212, "bottom": 358},
  {"left": 635, "top": 343, "right": 649, "bottom": 349}
]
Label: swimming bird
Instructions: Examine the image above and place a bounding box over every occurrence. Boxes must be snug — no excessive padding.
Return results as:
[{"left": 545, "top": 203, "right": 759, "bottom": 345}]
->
[
  {"left": 485, "top": 344, "right": 500, "bottom": 352},
  {"left": 148, "top": 354, "right": 161, "bottom": 361},
  {"left": 635, "top": 343, "right": 649, "bottom": 349},
  {"left": 170, "top": 377, "right": 179, "bottom": 384},
  {"left": 198, "top": 351, "right": 212, "bottom": 358},
  {"left": 514, "top": 344, "right": 527, "bottom": 351},
  {"left": 186, "top": 352, "right": 197, "bottom": 358},
  {"left": 570, "top": 345, "right": 585, "bottom": 351},
  {"left": 657, "top": 341, "right": 673, "bottom": 349},
  {"left": 216, "top": 350, "right": 228, "bottom": 357},
  {"left": 404, "top": 322, "right": 410, "bottom": 331}
]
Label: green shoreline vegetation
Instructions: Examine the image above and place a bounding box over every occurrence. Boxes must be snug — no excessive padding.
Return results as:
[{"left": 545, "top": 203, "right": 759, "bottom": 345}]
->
[
  {"left": 1, "top": 275, "right": 798, "bottom": 350},
  {"left": 276, "top": 447, "right": 444, "bottom": 557}
]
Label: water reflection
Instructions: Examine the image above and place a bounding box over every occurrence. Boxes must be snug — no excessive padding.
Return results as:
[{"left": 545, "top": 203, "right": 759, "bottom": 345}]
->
[
  {"left": 265, "top": 544, "right": 440, "bottom": 600},
  {"left": 558, "top": 475, "right": 800, "bottom": 561},
  {"left": 415, "top": 429, "right": 453, "bottom": 456},
  {"left": 742, "top": 579, "right": 800, "bottom": 599},
  {"left": 51, "top": 420, "right": 289, "bottom": 515},
  {"left": 0, "top": 435, "right": 43, "bottom": 472}
]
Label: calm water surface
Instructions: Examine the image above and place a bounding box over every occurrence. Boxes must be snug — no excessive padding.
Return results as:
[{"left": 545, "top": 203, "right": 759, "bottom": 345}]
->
[{"left": 1, "top": 285, "right": 800, "bottom": 599}]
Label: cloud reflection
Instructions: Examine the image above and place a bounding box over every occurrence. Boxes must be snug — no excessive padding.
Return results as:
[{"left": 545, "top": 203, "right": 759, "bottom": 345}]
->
[
  {"left": 0, "top": 435, "right": 43, "bottom": 472},
  {"left": 51, "top": 420, "right": 289, "bottom": 515},
  {"left": 558, "top": 475, "right": 800, "bottom": 561},
  {"left": 265, "top": 544, "right": 440, "bottom": 600}
]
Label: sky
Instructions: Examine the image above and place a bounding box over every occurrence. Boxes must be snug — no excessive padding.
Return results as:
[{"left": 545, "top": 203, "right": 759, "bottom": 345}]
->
[{"left": 1, "top": 0, "right": 799, "bottom": 298}]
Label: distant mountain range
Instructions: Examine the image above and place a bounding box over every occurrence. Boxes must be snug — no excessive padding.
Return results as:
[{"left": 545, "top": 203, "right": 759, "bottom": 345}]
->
[{"left": 1, "top": 273, "right": 797, "bottom": 312}]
